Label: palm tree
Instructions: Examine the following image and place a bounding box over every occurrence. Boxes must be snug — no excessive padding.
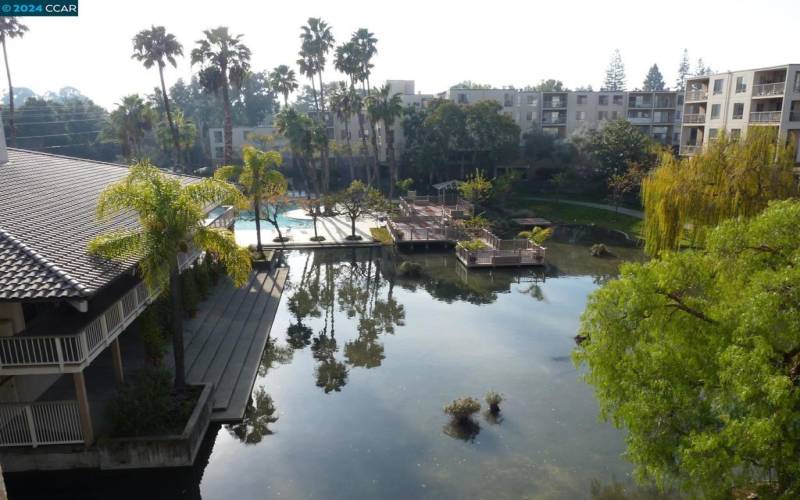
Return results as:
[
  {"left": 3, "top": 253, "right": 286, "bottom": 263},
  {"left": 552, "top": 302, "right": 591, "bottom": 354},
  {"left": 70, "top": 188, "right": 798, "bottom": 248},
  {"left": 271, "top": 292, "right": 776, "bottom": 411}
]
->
[
  {"left": 191, "top": 26, "right": 251, "bottom": 165},
  {"left": 298, "top": 17, "right": 334, "bottom": 193},
  {"left": 215, "top": 146, "right": 284, "bottom": 255},
  {"left": 329, "top": 81, "right": 359, "bottom": 182},
  {"left": 269, "top": 65, "right": 298, "bottom": 109},
  {"left": 88, "top": 163, "right": 250, "bottom": 388},
  {"left": 0, "top": 17, "right": 28, "bottom": 147},
  {"left": 132, "top": 26, "right": 184, "bottom": 171},
  {"left": 350, "top": 29, "right": 379, "bottom": 186},
  {"left": 334, "top": 41, "right": 369, "bottom": 183},
  {"left": 156, "top": 110, "right": 196, "bottom": 165},
  {"left": 366, "top": 85, "right": 403, "bottom": 198},
  {"left": 275, "top": 108, "right": 321, "bottom": 197},
  {"left": 106, "top": 94, "right": 157, "bottom": 160}
]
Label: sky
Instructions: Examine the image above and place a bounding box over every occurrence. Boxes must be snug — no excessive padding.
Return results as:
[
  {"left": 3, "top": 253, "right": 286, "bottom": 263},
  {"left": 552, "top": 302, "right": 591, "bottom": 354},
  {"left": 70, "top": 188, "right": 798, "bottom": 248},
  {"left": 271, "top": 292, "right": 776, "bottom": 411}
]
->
[{"left": 8, "top": 0, "right": 800, "bottom": 109}]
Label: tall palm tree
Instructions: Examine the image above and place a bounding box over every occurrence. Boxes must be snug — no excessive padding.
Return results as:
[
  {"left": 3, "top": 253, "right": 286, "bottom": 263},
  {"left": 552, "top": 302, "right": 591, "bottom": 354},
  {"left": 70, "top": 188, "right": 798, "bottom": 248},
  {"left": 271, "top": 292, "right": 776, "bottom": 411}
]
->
[
  {"left": 89, "top": 163, "right": 250, "bottom": 388},
  {"left": 275, "top": 108, "right": 321, "bottom": 197},
  {"left": 334, "top": 41, "right": 370, "bottom": 184},
  {"left": 366, "top": 84, "right": 403, "bottom": 198},
  {"left": 298, "top": 17, "right": 334, "bottom": 193},
  {"left": 191, "top": 26, "right": 251, "bottom": 165},
  {"left": 269, "top": 65, "right": 298, "bottom": 109},
  {"left": 215, "top": 146, "right": 283, "bottom": 255},
  {"left": 350, "top": 29, "right": 379, "bottom": 186},
  {"left": 0, "top": 17, "right": 28, "bottom": 147},
  {"left": 329, "top": 81, "right": 359, "bottom": 182},
  {"left": 132, "top": 26, "right": 184, "bottom": 171},
  {"left": 106, "top": 94, "right": 157, "bottom": 160},
  {"left": 156, "top": 110, "right": 196, "bottom": 165}
]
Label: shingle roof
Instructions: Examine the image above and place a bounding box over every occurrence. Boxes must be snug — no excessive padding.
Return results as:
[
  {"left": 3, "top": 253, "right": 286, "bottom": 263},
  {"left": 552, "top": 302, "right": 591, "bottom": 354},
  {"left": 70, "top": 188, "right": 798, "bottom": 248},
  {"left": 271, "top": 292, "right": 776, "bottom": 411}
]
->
[{"left": 0, "top": 149, "right": 199, "bottom": 301}]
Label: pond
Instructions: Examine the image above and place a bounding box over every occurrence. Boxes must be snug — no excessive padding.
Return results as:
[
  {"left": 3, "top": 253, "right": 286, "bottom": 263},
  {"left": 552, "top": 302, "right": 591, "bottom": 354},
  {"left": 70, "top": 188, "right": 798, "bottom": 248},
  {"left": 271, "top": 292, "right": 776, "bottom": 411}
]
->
[{"left": 7, "top": 241, "right": 658, "bottom": 500}]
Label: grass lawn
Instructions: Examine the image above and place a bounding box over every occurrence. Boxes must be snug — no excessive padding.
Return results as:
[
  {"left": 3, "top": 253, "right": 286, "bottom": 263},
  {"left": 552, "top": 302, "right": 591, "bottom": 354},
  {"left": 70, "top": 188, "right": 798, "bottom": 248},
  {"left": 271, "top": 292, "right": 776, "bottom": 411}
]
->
[{"left": 507, "top": 199, "right": 643, "bottom": 237}]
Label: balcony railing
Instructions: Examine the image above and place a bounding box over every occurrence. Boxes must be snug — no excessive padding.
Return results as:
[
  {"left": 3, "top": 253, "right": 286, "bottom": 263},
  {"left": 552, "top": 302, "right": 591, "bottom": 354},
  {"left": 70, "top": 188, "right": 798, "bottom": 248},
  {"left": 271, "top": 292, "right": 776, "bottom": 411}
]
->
[
  {"left": 685, "top": 90, "right": 708, "bottom": 101},
  {"left": 0, "top": 282, "right": 156, "bottom": 374},
  {"left": 752, "top": 81, "right": 785, "bottom": 97},
  {"left": 542, "top": 101, "right": 566, "bottom": 109},
  {"left": 683, "top": 114, "right": 706, "bottom": 124},
  {"left": 627, "top": 117, "right": 652, "bottom": 125},
  {"left": 790, "top": 111, "right": 800, "bottom": 122},
  {"left": 681, "top": 145, "right": 702, "bottom": 155},
  {"left": 749, "top": 111, "right": 782, "bottom": 123},
  {"left": 654, "top": 100, "right": 675, "bottom": 108},
  {"left": 0, "top": 400, "right": 84, "bottom": 447},
  {"left": 541, "top": 117, "right": 566, "bottom": 124},
  {"left": 206, "top": 205, "right": 235, "bottom": 229},
  {"left": 628, "top": 102, "right": 653, "bottom": 109}
]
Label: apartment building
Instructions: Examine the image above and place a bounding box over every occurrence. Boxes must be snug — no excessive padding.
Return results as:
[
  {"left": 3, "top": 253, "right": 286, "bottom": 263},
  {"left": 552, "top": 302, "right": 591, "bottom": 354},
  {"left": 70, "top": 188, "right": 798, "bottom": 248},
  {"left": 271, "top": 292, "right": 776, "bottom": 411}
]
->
[
  {"left": 680, "top": 64, "right": 800, "bottom": 162},
  {"left": 208, "top": 126, "right": 289, "bottom": 164},
  {"left": 441, "top": 87, "right": 541, "bottom": 133}
]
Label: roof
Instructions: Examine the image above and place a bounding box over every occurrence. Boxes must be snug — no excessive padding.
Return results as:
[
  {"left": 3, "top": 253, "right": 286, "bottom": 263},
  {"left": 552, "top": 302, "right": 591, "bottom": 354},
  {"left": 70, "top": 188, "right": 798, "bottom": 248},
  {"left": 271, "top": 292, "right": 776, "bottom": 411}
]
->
[
  {"left": 0, "top": 149, "right": 200, "bottom": 301},
  {"left": 432, "top": 180, "right": 463, "bottom": 191}
]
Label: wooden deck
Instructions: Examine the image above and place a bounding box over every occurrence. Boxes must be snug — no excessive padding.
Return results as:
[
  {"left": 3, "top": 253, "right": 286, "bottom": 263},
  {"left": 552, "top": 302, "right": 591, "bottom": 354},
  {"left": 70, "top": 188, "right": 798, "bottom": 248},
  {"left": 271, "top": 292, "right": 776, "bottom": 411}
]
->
[{"left": 183, "top": 266, "right": 288, "bottom": 422}]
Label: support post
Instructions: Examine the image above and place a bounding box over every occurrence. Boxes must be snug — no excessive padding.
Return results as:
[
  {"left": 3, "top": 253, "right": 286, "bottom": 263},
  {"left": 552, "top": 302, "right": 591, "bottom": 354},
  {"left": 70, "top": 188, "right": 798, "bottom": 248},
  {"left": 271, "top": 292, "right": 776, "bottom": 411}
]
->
[
  {"left": 73, "top": 372, "right": 94, "bottom": 447},
  {"left": 111, "top": 338, "right": 124, "bottom": 385}
]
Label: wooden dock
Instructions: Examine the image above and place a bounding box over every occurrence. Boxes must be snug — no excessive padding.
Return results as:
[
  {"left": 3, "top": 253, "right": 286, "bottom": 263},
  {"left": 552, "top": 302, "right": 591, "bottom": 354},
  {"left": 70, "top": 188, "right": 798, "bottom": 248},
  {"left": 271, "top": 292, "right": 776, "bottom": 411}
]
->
[{"left": 183, "top": 266, "right": 288, "bottom": 422}]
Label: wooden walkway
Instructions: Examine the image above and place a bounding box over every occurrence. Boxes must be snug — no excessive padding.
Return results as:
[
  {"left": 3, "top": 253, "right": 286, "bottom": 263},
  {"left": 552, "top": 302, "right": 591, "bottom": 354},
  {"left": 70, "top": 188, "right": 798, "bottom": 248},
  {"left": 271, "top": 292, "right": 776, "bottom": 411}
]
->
[{"left": 183, "top": 266, "right": 288, "bottom": 422}]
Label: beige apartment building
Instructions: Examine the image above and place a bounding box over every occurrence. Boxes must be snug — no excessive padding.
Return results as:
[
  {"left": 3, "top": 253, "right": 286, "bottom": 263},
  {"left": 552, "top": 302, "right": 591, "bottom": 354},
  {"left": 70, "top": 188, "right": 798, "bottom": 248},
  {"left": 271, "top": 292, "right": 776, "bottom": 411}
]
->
[{"left": 680, "top": 64, "right": 800, "bottom": 162}]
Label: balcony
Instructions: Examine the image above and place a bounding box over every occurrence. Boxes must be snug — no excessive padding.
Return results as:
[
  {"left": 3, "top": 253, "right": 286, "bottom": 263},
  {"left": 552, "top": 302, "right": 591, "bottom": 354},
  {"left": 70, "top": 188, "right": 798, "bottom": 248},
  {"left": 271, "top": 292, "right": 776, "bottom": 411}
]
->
[
  {"left": 629, "top": 101, "right": 653, "bottom": 109},
  {"left": 681, "top": 145, "right": 702, "bottom": 155},
  {"left": 541, "top": 116, "right": 566, "bottom": 125},
  {"left": 628, "top": 117, "right": 652, "bottom": 125},
  {"left": 0, "top": 400, "right": 84, "bottom": 447},
  {"left": 749, "top": 111, "right": 782, "bottom": 123},
  {"left": 0, "top": 281, "right": 158, "bottom": 375},
  {"left": 654, "top": 99, "right": 675, "bottom": 108},
  {"left": 683, "top": 114, "right": 706, "bottom": 124},
  {"left": 752, "top": 81, "right": 785, "bottom": 97},
  {"left": 542, "top": 101, "right": 566, "bottom": 109},
  {"left": 685, "top": 90, "right": 708, "bottom": 101}
]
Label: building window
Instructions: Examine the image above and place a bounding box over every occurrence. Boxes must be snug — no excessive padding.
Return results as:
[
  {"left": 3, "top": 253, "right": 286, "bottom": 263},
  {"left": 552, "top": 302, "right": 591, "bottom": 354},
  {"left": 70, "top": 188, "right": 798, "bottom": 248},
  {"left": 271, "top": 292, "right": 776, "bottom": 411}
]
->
[
  {"left": 613, "top": 95, "right": 623, "bottom": 105},
  {"left": 599, "top": 95, "right": 609, "bottom": 105},
  {"left": 577, "top": 95, "right": 588, "bottom": 105},
  {"left": 711, "top": 104, "right": 721, "bottom": 119},
  {"left": 713, "top": 79, "right": 723, "bottom": 95},
  {"left": 598, "top": 111, "right": 608, "bottom": 120},
  {"left": 730, "top": 128, "right": 741, "bottom": 140},
  {"left": 214, "top": 146, "right": 224, "bottom": 158},
  {"left": 576, "top": 111, "right": 586, "bottom": 120},
  {"left": 504, "top": 94, "right": 514, "bottom": 107},
  {"left": 611, "top": 111, "right": 619, "bottom": 119},
  {"left": 526, "top": 94, "right": 537, "bottom": 105},
  {"left": 709, "top": 128, "right": 718, "bottom": 141},
  {"left": 794, "top": 72, "right": 800, "bottom": 92},
  {"left": 673, "top": 131, "right": 680, "bottom": 143},
  {"left": 736, "top": 76, "right": 747, "bottom": 93},
  {"left": 458, "top": 93, "right": 468, "bottom": 104},
  {"left": 526, "top": 111, "right": 533, "bottom": 121},
  {"left": 732, "top": 103, "right": 744, "bottom": 119},
  {"left": 677, "top": 95, "right": 684, "bottom": 105},
  {"left": 675, "top": 110, "right": 682, "bottom": 121},
  {"left": 213, "top": 130, "right": 223, "bottom": 143}
]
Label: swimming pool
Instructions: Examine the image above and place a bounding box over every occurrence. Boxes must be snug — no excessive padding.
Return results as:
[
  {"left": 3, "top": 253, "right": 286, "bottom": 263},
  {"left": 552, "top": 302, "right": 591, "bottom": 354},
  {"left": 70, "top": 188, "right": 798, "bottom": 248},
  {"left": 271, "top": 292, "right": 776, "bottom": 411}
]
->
[{"left": 234, "top": 205, "right": 312, "bottom": 231}]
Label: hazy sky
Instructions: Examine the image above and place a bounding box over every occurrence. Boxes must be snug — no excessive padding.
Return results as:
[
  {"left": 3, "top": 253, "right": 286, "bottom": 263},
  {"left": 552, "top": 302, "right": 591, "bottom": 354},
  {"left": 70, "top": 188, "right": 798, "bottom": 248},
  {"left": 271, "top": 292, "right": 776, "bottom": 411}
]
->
[{"left": 9, "top": 0, "right": 800, "bottom": 109}]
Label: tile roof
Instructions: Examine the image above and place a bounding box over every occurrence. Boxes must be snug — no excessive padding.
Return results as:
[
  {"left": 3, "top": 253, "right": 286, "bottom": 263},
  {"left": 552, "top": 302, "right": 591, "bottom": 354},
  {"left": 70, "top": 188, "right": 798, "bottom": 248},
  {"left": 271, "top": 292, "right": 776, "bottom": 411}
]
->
[{"left": 0, "top": 149, "right": 199, "bottom": 301}]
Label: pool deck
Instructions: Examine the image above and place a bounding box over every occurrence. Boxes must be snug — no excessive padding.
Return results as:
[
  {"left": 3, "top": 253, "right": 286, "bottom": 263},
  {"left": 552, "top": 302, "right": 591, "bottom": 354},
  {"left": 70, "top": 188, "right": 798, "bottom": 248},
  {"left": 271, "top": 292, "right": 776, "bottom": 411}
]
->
[
  {"left": 235, "top": 215, "right": 383, "bottom": 250},
  {"left": 184, "top": 266, "right": 288, "bottom": 422}
]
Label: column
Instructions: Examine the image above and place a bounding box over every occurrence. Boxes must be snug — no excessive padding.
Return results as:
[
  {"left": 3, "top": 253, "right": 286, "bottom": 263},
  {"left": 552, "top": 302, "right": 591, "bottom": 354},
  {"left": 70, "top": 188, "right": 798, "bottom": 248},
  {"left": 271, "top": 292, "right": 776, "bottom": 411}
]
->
[
  {"left": 73, "top": 372, "right": 94, "bottom": 447},
  {"left": 111, "top": 338, "right": 124, "bottom": 385}
]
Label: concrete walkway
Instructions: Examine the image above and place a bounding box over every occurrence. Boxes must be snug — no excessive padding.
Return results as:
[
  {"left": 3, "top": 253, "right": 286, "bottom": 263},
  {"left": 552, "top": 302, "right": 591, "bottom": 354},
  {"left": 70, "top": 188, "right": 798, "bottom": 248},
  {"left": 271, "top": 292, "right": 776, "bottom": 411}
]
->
[
  {"left": 520, "top": 196, "right": 644, "bottom": 219},
  {"left": 184, "top": 266, "right": 288, "bottom": 422}
]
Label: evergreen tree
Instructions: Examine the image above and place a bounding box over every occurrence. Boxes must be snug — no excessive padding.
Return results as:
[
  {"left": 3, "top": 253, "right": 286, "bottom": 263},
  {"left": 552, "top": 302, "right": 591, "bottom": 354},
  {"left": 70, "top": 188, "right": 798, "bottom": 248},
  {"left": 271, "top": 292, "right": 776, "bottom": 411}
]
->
[
  {"left": 695, "top": 58, "right": 712, "bottom": 76},
  {"left": 603, "top": 49, "right": 626, "bottom": 91},
  {"left": 642, "top": 64, "right": 665, "bottom": 91},
  {"left": 676, "top": 49, "right": 690, "bottom": 91}
]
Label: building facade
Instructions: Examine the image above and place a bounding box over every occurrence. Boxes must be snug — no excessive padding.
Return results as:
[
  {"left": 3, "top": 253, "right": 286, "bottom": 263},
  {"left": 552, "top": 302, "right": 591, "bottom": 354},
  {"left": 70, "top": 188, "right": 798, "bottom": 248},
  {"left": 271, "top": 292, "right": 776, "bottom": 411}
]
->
[{"left": 680, "top": 64, "right": 800, "bottom": 162}]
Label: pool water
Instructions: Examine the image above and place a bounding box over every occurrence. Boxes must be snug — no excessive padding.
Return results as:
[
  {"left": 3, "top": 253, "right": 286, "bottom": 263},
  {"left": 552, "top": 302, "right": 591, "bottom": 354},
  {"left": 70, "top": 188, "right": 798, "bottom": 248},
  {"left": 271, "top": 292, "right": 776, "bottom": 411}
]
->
[
  {"left": 234, "top": 206, "right": 312, "bottom": 231},
  {"left": 8, "top": 243, "right": 661, "bottom": 499}
]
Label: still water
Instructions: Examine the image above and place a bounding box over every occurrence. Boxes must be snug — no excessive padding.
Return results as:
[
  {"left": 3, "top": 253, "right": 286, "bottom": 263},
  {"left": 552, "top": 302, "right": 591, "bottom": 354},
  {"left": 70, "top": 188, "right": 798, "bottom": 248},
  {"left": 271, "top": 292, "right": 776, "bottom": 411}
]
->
[{"left": 8, "top": 242, "right": 654, "bottom": 500}]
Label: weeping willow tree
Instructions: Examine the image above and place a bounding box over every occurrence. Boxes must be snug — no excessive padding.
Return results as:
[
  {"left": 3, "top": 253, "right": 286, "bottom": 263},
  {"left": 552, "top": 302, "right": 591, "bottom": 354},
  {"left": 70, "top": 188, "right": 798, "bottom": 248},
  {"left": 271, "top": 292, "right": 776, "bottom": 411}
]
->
[{"left": 642, "top": 127, "right": 797, "bottom": 255}]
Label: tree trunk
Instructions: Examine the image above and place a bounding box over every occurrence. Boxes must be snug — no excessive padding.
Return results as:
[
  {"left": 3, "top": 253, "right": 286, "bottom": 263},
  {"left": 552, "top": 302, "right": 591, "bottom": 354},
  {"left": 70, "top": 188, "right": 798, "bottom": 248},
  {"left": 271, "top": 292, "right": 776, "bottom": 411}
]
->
[
  {"left": 159, "top": 64, "right": 182, "bottom": 172},
  {"left": 351, "top": 216, "right": 356, "bottom": 238},
  {"left": 170, "top": 267, "right": 185, "bottom": 390},
  {"left": 387, "top": 126, "right": 396, "bottom": 199},
  {"left": 221, "top": 73, "right": 233, "bottom": 165},
  {"left": 370, "top": 119, "right": 381, "bottom": 190},
  {"left": 344, "top": 120, "right": 355, "bottom": 183},
  {"left": 2, "top": 40, "right": 15, "bottom": 148},
  {"left": 316, "top": 71, "right": 330, "bottom": 194},
  {"left": 254, "top": 195, "right": 263, "bottom": 254}
]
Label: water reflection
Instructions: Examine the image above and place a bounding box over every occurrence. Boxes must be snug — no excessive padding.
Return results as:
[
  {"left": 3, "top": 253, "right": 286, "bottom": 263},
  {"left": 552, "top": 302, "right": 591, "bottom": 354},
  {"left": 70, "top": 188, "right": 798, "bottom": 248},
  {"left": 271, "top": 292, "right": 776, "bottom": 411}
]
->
[
  {"left": 227, "top": 387, "right": 278, "bottom": 444},
  {"left": 442, "top": 419, "right": 481, "bottom": 442}
]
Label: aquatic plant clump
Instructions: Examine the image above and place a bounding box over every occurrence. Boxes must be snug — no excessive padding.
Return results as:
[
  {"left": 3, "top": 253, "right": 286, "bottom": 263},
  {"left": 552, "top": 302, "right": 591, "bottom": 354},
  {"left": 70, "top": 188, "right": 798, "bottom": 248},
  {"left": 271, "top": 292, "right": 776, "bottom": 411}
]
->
[
  {"left": 444, "top": 397, "right": 481, "bottom": 422},
  {"left": 590, "top": 243, "right": 609, "bottom": 257},
  {"left": 485, "top": 391, "right": 503, "bottom": 413}
]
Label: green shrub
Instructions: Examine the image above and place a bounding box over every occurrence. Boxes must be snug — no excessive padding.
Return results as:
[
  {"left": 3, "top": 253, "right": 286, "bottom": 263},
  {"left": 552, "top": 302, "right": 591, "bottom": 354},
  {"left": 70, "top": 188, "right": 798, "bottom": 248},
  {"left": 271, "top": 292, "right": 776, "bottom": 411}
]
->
[
  {"left": 464, "top": 215, "right": 490, "bottom": 233},
  {"left": 139, "top": 306, "right": 166, "bottom": 365},
  {"left": 181, "top": 270, "right": 199, "bottom": 317},
  {"left": 443, "top": 397, "right": 481, "bottom": 422},
  {"left": 106, "top": 368, "right": 197, "bottom": 437},
  {"left": 155, "top": 295, "right": 174, "bottom": 338},
  {"left": 485, "top": 391, "right": 504, "bottom": 413},
  {"left": 194, "top": 261, "right": 211, "bottom": 300},
  {"left": 458, "top": 239, "right": 488, "bottom": 252},
  {"left": 397, "top": 261, "right": 424, "bottom": 278}
]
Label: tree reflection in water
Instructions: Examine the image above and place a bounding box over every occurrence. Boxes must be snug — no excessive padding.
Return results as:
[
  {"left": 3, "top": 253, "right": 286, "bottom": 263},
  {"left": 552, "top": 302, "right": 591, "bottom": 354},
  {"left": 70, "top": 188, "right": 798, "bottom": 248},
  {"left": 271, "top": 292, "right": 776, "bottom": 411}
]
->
[
  {"left": 442, "top": 419, "right": 481, "bottom": 442},
  {"left": 227, "top": 386, "right": 278, "bottom": 445}
]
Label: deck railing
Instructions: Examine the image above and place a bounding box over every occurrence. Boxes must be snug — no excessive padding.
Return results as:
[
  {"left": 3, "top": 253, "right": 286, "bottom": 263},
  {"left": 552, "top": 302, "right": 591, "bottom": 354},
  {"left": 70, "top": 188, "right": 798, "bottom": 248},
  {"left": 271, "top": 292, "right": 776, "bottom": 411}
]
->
[
  {"left": 752, "top": 81, "right": 785, "bottom": 97},
  {"left": 681, "top": 145, "right": 702, "bottom": 155},
  {"left": 0, "top": 282, "right": 156, "bottom": 373},
  {"left": 685, "top": 90, "right": 707, "bottom": 101},
  {"left": 207, "top": 205, "right": 236, "bottom": 229},
  {"left": 683, "top": 113, "right": 706, "bottom": 124},
  {"left": 749, "top": 110, "right": 782, "bottom": 123},
  {"left": 0, "top": 400, "right": 83, "bottom": 447}
]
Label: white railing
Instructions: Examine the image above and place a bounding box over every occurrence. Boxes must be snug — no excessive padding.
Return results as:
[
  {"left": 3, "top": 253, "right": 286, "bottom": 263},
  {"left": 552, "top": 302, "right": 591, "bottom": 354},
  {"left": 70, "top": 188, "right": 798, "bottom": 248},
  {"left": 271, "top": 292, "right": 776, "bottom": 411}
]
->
[
  {"left": 683, "top": 114, "right": 706, "bottom": 124},
  {"left": 752, "top": 81, "right": 785, "bottom": 97},
  {"left": 0, "top": 400, "right": 83, "bottom": 447},
  {"left": 681, "top": 145, "right": 702, "bottom": 155},
  {"left": 0, "top": 282, "right": 155, "bottom": 373},
  {"left": 206, "top": 205, "right": 236, "bottom": 229},
  {"left": 685, "top": 90, "right": 708, "bottom": 101},
  {"left": 749, "top": 111, "right": 782, "bottom": 123}
]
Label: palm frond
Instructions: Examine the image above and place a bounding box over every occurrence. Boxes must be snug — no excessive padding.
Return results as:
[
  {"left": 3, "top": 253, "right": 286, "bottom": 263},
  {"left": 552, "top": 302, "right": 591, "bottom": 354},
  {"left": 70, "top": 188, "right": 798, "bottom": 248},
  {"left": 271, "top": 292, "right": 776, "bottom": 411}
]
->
[
  {"left": 194, "top": 227, "right": 251, "bottom": 287},
  {"left": 87, "top": 230, "right": 146, "bottom": 260}
]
